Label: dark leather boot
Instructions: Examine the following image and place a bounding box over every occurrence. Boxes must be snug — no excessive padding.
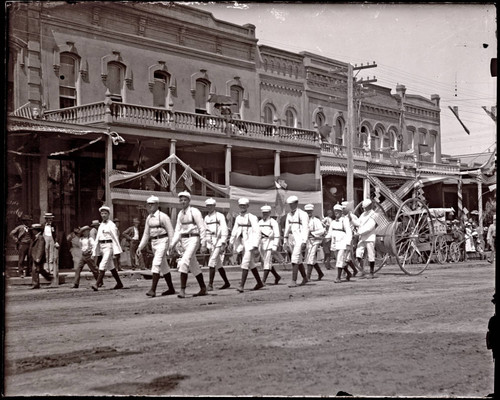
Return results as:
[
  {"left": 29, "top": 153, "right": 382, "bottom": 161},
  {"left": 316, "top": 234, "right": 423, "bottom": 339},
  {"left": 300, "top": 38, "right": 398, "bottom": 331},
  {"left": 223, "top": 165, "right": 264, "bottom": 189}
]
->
[
  {"left": 218, "top": 267, "right": 230, "bottom": 289},
  {"left": 251, "top": 267, "right": 264, "bottom": 290},
  {"left": 110, "top": 268, "right": 124, "bottom": 289},
  {"left": 161, "top": 272, "right": 176, "bottom": 296},
  {"left": 193, "top": 273, "right": 207, "bottom": 297},
  {"left": 262, "top": 270, "right": 270, "bottom": 284},
  {"left": 237, "top": 269, "right": 249, "bottom": 292},
  {"left": 314, "top": 264, "right": 324, "bottom": 281},
  {"left": 271, "top": 267, "right": 281, "bottom": 285},
  {"left": 178, "top": 272, "right": 188, "bottom": 298},
  {"left": 147, "top": 272, "right": 160, "bottom": 297},
  {"left": 92, "top": 270, "right": 105, "bottom": 291},
  {"left": 208, "top": 267, "right": 216, "bottom": 291},
  {"left": 298, "top": 264, "right": 308, "bottom": 285},
  {"left": 343, "top": 266, "right": 352, "bottom": 281},
  {"left": 306, "top": 265, "right": 313, "bottom": 281}
]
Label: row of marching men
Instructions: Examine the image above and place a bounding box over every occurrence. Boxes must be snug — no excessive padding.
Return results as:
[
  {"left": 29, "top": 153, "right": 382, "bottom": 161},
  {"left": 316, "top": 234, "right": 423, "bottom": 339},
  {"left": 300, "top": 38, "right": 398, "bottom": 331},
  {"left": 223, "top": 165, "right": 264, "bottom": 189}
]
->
[{"left": 75, "top": 191, "right": 380, "bottom": 298}]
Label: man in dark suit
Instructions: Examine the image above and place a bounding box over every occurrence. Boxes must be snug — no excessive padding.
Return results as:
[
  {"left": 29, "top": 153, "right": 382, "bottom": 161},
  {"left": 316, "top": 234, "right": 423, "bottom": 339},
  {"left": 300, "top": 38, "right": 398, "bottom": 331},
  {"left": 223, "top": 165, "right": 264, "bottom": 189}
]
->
[
  {"left": 42, "top": 212, "right": 58, "bottom": 274},
  {"left": 122, "top": 218, "right": 142, "bottom": 270},
  {"left": 30, "top": 224, "right": 53, "bottom": 289},
  {"left": 10, "top": 214, "right": 33, "bottom": 277}
]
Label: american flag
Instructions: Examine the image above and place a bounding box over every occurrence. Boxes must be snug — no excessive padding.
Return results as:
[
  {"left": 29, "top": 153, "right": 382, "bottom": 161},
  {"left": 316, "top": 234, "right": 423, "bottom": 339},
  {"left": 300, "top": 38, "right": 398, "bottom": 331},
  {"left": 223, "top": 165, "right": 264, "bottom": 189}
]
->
[
  {"left": 181, "top": 167, "right": 193, "bottom": 190},
  {"left": 160, "top": 168, "right": 169, "bottom": 188}
]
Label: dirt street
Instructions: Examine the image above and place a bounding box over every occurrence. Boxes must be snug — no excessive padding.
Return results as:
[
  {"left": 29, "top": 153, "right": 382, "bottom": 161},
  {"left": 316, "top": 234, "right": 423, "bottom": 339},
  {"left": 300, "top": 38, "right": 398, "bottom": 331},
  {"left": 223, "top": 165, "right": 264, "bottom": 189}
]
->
[{"left": 3, "top": 260, "right": 496, "bottom": 397}]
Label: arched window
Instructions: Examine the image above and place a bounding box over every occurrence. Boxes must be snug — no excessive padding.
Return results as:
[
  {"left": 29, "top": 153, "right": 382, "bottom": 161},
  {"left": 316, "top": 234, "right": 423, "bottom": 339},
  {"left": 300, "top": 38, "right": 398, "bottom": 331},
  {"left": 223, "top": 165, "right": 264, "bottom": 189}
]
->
[
  {"left": 263, "top": 104, "right": 274, "bottom": 124},
  {"left": 420, "top": 131, "right": 427, "bottom": 145},
  {"left": 106, "top": 61, "right": 124, "bottom": 102},
  {"left": 315, "top": 112, "right": 325, "bottom": 128},
  {"left": 59, "top": 53, "right": 78, "bottom": 108},
  {"left": 284, "top": 108, "right": 296, "bottom": 128},
  {"left": 195, "top": 79, "right": 210, "bottom": 114},
  {"left": 396, "top": 134, "right": 403, "bottom": 152},
  {"left": 407, "top": 129, "right": 415, "bottom": 150},
  {"left": 152, "top": 70, "right": 170, "bottom": 107},
  {"left": 334, "top": 118, "right": 345, "bottom": 146},
  {"left": 371, "top": 127, "right": 382, "bottom": 150},
  {"left": 358, "top": 126, "right": 368, "bottom": 147},
  {"left": 230, "top": 85, "right": 243, "bottom": 117}
]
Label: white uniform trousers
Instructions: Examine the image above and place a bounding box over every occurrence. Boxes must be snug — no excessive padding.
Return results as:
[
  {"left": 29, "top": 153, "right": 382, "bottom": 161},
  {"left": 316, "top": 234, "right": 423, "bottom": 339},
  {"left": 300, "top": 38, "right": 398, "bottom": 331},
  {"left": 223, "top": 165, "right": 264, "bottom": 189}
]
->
[
  {"left": 288, "top": 235, "right": 304, "bottom": 264},
  {"left": 356, "top": 241, "right": 376, "bottom": 262},
  {"left": 177, "top": 236, "right": 202, "bottom": 276},
  {"left": 332, "top": 249, "right": 347, "bottom": 269},
  {"left": 305, "top": 238, "right": 322, "bottom": 265},
  {"left": 98, "top": 242, "right": 115, "bottom": 271},
  {"left": 150, "top": 237, "right": 171, "bottom": 274},
  {"left": 207, "top": 245, "right": 224, "bottom": 269}
]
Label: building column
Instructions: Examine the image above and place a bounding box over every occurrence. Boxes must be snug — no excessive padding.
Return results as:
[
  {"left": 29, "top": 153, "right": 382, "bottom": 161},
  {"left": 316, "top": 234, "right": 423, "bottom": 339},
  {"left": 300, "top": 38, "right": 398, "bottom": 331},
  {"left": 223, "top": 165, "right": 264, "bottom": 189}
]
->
[
  {"left": 274, "top": 150, "right": 281, "bottom": 179},
  {"left": 225, "top": 145, "right": 232, "bottom": 187},
  {"left": 315, "top": 155, "right": 321, "bottom": 180},
  {"left": 104, "top": 135, "right": 113, "bottom": 216},
  {"left": 363, "top": 178, "right": 370, "bottom": 200},
  {"left": 38, "top": 139, "right": 48, "bottom": 221},
  {"left": 169, "top": 139, "right": 177, "bottom": 194}
]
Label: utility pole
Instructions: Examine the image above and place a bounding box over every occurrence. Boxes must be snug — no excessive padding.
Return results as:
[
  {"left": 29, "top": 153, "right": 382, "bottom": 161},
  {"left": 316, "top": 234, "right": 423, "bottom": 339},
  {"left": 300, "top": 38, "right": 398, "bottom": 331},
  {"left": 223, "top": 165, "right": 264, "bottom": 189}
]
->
[{"left": 346, "top": 62, "right": 377, "bottom": 202}]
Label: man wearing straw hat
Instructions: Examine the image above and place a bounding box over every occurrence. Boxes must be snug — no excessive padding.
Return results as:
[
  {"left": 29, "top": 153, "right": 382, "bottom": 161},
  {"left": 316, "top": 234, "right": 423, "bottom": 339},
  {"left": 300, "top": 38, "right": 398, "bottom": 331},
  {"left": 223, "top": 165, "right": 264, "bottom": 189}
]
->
[
  {"left": 204, "top": 198, "right": 231, "bottom": 291},
  {"left": 10, "top": 214, "right": 33, "bottom": 277},
  {"left": 258, "top": 204, "right": 282, "bottom": 285},
  {"left": 42, "top": 212, "right": 58, "bottom": 274},
  {"left": 229, "top": 197, "right": 264, "bottom": 293},
  {"left": 91, "top": 205, "right": 124, "bottom": 291},
  {"left": 89, "top": 220, "right": 100, "bottom": 240},
  {"left": 169, "top": 191, "right": 208, "bottom": 298},
  {"left": 137, "top": 196, "right": 176, "bottom": 297},
  {"left": 29, "top": 223, "right": 53, "bottom": 289},
  {"left": 283, "top": 195, "right": 309, "bottom": 287},
  {"left": 72, "top": 225, "right": 99, "bottom": 288}
]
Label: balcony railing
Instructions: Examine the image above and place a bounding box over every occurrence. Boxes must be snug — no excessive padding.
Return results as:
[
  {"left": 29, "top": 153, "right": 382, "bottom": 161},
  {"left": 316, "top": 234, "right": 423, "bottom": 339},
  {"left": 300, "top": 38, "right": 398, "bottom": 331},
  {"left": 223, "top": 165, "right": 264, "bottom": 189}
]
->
[{"left": 44, "top": 102, "right": 320, "bottom": 146}]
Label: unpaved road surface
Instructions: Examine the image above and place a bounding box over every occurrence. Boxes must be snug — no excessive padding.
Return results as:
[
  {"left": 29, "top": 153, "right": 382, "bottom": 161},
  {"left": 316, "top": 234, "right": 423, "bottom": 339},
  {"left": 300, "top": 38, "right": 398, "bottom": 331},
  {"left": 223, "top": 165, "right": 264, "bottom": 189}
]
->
[{"left": 3, "top": 261, "right": 496, "bottom": 397}]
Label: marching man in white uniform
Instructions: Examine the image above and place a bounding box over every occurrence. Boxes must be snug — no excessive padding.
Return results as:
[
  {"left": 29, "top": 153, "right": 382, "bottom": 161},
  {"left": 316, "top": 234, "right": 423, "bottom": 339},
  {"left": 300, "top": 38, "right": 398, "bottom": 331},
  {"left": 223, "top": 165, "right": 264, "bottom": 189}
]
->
[
  {"left": 137, "top": 196, "right": 176, "bottom": 298},
  {"left": 169, "top": 191, "right": 208, "bottom": 298},
  {"left": 304, "top": 203, "right": 325, "bottom": 281},
  {"left": 91, "top": 205, "right": 124, "bottom": 291},
  {"left": 341, "top": 201, "right": 359, "bottom": 277},
  {"left": 283, "top": 195, "right": 310, "bottom": 287},
  {"left": 258, "top": 205, "right": 282, "bottom": 285},
  {"left": 352, "top": 198, "right": 378, "bottom": 279},
  {"left": 229, "top": 198, "right": 264, "bottom": 293},
  {"left": 204, "top": 198, "right": 231, "bottom": 291},
  {"left": 326, "top": 204, "right": 353, "bottom": 283}
]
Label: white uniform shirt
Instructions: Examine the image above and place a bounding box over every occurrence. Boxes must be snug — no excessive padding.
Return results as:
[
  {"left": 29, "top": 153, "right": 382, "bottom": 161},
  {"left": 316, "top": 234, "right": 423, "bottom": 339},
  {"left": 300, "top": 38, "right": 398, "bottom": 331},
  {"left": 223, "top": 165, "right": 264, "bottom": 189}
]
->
[
  {"left": 354, "top": 210, "right": 377, "bottom": 242},
  {"left": 308, "top": 216, "right": 325, "bottom": 244},
  {"left": 230, "top": 212, "right": 261, "bottom": 250},
  {"left": 283, "top": 208, "right": 309, "bottom": 245},
  {"left": 204, "top": 211, "right": 228, "bottom": 248},
  {"left": 326, "top": 216, "right": 352, "bottom": 250},
  {"left": 138, "top": 210, "right": 174, "bottom": 250},
  {"left": 172, "top": 206, "right": 207, "bottom": 247},
  {"left": 258, "top": 217, "right": 280, "bottom": 251},
  {"left": 80, "top": 236, "right": 94, "bottom": 254}
]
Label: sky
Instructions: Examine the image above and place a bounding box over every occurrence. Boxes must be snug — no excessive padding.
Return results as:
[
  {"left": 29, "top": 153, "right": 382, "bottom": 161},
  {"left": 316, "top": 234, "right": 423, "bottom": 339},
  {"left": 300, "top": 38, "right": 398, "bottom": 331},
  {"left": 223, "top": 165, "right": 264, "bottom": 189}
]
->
[{"left": 189, "top": 2, "right": 497, "bottom": 157}]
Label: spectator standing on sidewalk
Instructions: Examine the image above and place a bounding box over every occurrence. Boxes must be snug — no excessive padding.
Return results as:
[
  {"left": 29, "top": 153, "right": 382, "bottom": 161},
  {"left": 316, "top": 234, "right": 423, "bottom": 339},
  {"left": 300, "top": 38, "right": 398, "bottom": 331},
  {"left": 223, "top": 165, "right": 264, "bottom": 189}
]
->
[
  {"left": 72, "top": 225, "right": 99, "bottom": 288},
  {"left": 29, "top": 224, "right": 53, "bottom": 289},
  {"left": 89, "top": 220, "right": 99, "bottom": 240},
  {"left": 137, "top": 196, "right": 176, "bottom": 298},
  {"left": 67, "top": 227, "right": 82, "bottom": 271},
  {"left": 10, "top": 214, "right": 33, "bottom": 277},
  {"left": 122, "top": 218, "right": 142, "bottom": 270},
  {"left": 42, "top": 212, "right": 58, "bottom": 274},
  {"left": 91, "top": 206, "right": 124, "bottom": 291}
]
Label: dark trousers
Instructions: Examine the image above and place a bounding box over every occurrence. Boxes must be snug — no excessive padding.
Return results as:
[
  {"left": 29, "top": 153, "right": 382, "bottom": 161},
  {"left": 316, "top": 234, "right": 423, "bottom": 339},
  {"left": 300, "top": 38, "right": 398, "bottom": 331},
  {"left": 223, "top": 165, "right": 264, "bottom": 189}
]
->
[
  {"left": 74, "top": 253, "right": 99, "bottom": 286},
  {"left": 32, "top": 261, "right": 51, "bottom": 287},
  {"left": 17, "top": 242, "right": 32, "bottom": 275},
  {"left": 129, "top": 240, "right": 140, "bottom": 268}
]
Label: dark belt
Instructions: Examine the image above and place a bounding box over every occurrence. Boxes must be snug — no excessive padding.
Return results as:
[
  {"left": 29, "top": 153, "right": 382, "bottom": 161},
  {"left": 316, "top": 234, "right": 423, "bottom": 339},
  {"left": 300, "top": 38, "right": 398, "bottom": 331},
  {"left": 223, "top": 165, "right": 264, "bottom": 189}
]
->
[
  {"left": 181, "top": 233, "right": 200, "bottom": 238},
  {"left": 150, "top": 233, "right": 168, "bottom": 241},
  {"left": 99, "top": 239, "right": 112, "bottom": 243}
]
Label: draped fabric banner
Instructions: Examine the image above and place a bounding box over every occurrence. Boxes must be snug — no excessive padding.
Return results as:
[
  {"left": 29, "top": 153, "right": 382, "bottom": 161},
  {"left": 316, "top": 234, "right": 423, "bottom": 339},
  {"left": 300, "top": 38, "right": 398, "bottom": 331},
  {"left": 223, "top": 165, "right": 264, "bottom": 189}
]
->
[
  {"left": 230, "top": 172, "right": 320, "bottom": 191},
  {"left": 229, "top": 185, "right": 322, "bottom": 216}
]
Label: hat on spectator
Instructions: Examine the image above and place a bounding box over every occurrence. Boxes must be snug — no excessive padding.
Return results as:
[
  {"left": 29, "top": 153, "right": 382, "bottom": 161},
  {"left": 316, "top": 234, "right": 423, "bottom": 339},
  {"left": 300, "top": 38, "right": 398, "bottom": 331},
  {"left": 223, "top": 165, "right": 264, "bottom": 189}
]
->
[
  {"left": 333, "top": 204, "right": 343, "bottom": 211},
  {"left": 238, "top": 198, "right": 249, "bottom": 205},
  {"left": 99, "top": 205, "right": 110, "bottom": 213},
  {"left": 132, "top": 218, "right": 140, "bottom": 223},
  {"left": 147, "top": 195, "right": 160, "bottom": 203},
  {"left": 31, "top": 223, "right": 42, "bottom": 230},
  {"left": 261, "top": 205, "right": 272, "bottom": 212},
  {"left": 286, "top": 195, "right": 299, "bottom": 204},
  {"left": 205, "top": 198, "right": 216, "bottom": 206},
  {"left": 80, "top": 225, "right": 91, "bottom": 232},
  {"left": 44, "top": 212, "right": 54, "bottom": 218},
  {"left": 304, "top": 204, "right": 314, "bottom": 211},
  {"left": 91, "top": 220, "right": 100, "bottom": 226},
  {"left": 362, "top": 199, "right": 372, "bottom": 208},
  {"left": 178, "top": 191, "right": 191, "bottom": 199},
  {"left": 113, "top": 218, "right": 120, "bottom": 222}
]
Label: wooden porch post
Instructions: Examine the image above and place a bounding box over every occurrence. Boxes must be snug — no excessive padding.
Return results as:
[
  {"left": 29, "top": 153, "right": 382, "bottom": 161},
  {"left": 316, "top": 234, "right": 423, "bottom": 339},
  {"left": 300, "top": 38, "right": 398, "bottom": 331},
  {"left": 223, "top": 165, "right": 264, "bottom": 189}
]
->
[
  {"left": 274, "top": 150, "right": 281, "bottom": 179},
  {"left": 105, "top": 135, "right": 114, "bottom": 216},
  {"left": 225, "top": 145, "right": 232, "bottom": 187}
]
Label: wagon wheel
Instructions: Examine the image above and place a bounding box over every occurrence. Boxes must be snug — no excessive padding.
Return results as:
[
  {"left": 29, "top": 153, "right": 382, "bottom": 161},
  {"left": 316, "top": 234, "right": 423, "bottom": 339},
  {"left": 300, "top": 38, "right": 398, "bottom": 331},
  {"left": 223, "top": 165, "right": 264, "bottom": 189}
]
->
[
  {"left": 448, "top": 241, "right": 461, "bottom": 263},
  {"left": 392, "top": 198, "right": 434, "bottom": 275},
  {"left": 353, "top": 200, "right": 390, "bottom": 273},
  {"left": 435, "top": 235, "right": 448, "bottom": 264}
]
